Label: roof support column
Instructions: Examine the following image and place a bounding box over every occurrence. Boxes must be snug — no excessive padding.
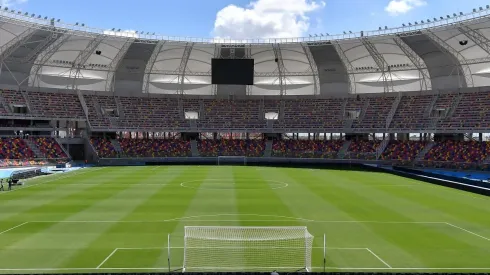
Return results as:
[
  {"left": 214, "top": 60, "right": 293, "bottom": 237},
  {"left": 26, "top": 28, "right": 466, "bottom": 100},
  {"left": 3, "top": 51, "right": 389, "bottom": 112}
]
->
[
  {"left": 272, "top": 43, "right": 286, "bottom": 96},
  {"left": 300, "top": 43, "right": 321, "bottom": 95},
  {"left": 457, "top": 24, "right": 490, "bottom": 55},
  {"left": 245, "top": 45, "right": 253, "bottom": 96},
  {"left": 392, "top": 36, "right": 432, "bottom": 91},
  {"left": 69, "top": 35, "right": 105, "bottom": 90},
  {"left": 423, "top": 29, "right": 474, "bottom": 88},
  {"left": 211, "top": 44, "right": 220, "bottom": 96},
  {"left": 28, "top": 34, "right": 71, "bottom": 87},
  {"left": 0, "top": 27, "right": 36, "bottom": 64},
  {"left": 142, "top": 40, "right": 165, "bottom": 94},
  {"left": 105, "top": 38, "right": 134, "bottom": 92},
  {"left": 361, "top": 38, "right": 395, "bottom": 93},
  {"left": 177, "top": 42, "right": 194, "bottom": 95},
  {"left": 332, "top": 41, "right": 357, "bottom": 94}
]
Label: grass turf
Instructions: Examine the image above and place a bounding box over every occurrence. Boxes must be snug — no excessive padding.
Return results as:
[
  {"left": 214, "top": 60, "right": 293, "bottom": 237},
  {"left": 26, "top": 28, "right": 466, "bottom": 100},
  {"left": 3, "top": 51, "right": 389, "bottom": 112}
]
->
[{"left": 0, "top": 165, "right": 489, "bottom": 273}]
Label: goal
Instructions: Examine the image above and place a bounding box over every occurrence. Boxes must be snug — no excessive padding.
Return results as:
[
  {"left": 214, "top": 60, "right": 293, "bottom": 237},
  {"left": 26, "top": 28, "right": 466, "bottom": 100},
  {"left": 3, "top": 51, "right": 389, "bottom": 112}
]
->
[
  {"left": 217, "top": 156, "right": 247, "bottom": 166},
  {"left": 182, "top": 226, "right": 314, "bottom": 272}
]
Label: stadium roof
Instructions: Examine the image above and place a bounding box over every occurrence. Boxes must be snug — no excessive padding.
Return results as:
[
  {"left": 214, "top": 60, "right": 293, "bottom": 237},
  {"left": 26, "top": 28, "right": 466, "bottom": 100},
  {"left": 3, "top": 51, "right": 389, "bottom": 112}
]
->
[{"left": 1, "top": 7, "right": 490, "bottom": 96}]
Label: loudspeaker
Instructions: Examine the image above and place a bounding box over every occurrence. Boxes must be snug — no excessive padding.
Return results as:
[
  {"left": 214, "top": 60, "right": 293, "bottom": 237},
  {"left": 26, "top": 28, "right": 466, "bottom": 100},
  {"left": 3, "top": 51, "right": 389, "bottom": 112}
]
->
[
  {"left": 274, "top": 58, "right": 278, "bottom": 62},
  {"left": 95, "top": 50, "right": 102, "bottom": 55}
]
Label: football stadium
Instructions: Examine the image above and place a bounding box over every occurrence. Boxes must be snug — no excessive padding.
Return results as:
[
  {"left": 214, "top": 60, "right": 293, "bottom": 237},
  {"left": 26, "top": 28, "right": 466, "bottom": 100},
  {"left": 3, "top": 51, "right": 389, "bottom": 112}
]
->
[{"left": 0, "top": 1, "right": 489, "bottom": 274}]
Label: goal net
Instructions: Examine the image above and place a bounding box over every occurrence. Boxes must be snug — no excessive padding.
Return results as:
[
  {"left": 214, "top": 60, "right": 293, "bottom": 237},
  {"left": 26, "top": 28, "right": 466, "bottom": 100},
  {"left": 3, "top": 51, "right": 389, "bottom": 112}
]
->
[
  {"left": 217, "top": 156, "right": 247, "bottom": 166},
  {"left": 182, "top": 226, "right": 314, "bottom": 272}
]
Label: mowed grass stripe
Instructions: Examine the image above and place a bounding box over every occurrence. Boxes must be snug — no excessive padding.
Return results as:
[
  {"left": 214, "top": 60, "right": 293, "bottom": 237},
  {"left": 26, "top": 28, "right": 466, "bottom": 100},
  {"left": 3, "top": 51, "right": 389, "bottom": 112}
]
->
[
  {"left": 278, "top": 168, "right": 425, "bottom": 268},
  {"left": 58, "top": 166, "right": 186, "bottom": 269},
  {"left": 0, "top": 167, "right": 150, "bottom": 269},
  {"left": 252, "top": 168, "right": 393, "bottom": 268},
  {"left": 300, "top": 169, "right": 490, "bottom": 268},
  {"left": 0, "top": 169, "right": 129, "bottom": 250},
  {"left": 0, "top": 166, "right": 489, "bottom": 272}
]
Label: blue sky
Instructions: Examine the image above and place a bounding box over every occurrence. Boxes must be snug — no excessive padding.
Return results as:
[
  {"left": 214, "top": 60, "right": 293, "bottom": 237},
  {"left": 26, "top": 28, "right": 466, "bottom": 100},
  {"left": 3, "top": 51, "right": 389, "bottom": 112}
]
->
[{"left": 3, "top": 0, "right": 490, "bottom": 39}]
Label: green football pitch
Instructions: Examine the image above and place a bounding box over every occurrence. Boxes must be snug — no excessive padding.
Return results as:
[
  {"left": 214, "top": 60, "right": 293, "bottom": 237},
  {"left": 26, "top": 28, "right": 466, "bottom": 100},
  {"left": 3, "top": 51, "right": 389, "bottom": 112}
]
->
[{"left": 0, "top": 166, "right": 489, "bottom": 273}]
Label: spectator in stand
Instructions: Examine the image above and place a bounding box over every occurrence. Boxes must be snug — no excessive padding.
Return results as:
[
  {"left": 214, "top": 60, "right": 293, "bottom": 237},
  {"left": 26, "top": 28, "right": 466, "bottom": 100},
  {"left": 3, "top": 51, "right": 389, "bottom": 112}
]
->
[{"left": 272, "top": 140, "right": 343, "bottom": 158}]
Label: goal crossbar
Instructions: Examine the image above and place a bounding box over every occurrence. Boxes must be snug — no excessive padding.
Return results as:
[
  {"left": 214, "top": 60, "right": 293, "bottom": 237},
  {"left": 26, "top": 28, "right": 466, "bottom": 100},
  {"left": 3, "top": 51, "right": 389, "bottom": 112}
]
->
[{"left": 183, "top": 226, "right": 314, "bottom": 272}]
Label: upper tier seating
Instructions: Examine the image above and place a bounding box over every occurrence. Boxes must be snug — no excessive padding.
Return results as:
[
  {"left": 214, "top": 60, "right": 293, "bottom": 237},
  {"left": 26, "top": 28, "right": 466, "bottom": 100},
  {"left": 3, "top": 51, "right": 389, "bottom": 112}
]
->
[
  {"left": 119, "top": 139, "right": 191, "bottom": 157},
  {"left": 0, "top": 138, "right": 34, "bottom": 159},
  {"left": 27, "top": 92, "right": 85, "bottom": 118},
  {"left": 272, "top": 140, "right": 343, "bottom": 158}
]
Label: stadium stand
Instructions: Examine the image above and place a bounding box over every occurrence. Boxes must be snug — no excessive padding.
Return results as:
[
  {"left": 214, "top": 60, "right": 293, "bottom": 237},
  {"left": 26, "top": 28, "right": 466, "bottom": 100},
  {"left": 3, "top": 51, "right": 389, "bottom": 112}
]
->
[
  {"left": 31, "top": 137, "right": 68, "bottom": 159},
  {"left": 272, "top": 140, "right": 343, "bottom": 158},
  {"left": 0, "top": 138, "right": 34, "bottom": 160},
  {"left": 345, "top": 140, "right": 381, "bottom": 160},
  {"left": 197, "top": 139, "right": 265, "bottom": 157},
  {"left": 381, "top": 141, "right": 427, "bottom": 161},
  {"left": 90, "top": 138, "right": 118, "bottom": 158},
  {"left": 118, "top": 138, "right": 191, "bottom": 157}
]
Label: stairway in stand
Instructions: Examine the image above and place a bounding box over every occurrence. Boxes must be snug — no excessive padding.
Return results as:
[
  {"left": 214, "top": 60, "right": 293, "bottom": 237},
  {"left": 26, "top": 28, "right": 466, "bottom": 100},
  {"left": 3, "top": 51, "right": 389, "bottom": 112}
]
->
[
  {"left": 190, "top": 140, "right": 200, "bottom": 157},
  {"left": 24, "top": 138, "right": 44, "bottom": 158}
]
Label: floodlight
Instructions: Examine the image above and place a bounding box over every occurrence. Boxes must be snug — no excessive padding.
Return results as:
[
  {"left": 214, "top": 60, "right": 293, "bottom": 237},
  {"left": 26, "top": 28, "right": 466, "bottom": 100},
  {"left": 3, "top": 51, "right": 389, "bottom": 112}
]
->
[
  {"left": 379, "top": 27, "right": 382, "bottom": 30},
  {"left": 57, "top": 19, "right": 60, "bottom": 22},
  {"left": 453, "top": 13, "right": 457, "bottom": 17},
  {"left": 75, "top": 22, "right": 78, "bottom": 25},
  {"left": 487, "top": 5, "right": 489, "bottom": 9},
  {"left": 37, "top": 15, "right": 41, "bottom": 18},
  {"left": 427, "top": 19, "right": 431, "bottom": 22},
  {"left": 460, "top": 12, "right": 463, "bottom": 15},
  {"left": 44, "top": 16, "right": 47, "bottom": 19},
  {"left": 409, "top": 22, "right": 412, "bottom": 26},
  {"left": 152, "top": 32, "right": 155, "bottom": 35},
  {"left": 473, "top": 8, "right": 477, "bottom": 12},
  {"left": 480, "top": 7, "right": 483, "bottom": 10},
  {"left": 24, "top": 12, "right": 27, "bottom": 15},
  {"left": 4, "top": 7, "right": 7, "bottom": 10},
  {"left": 18, "top": 11, "right": 21, "bottom": 14},
  {"left": 326, "top": 33, "right": 329, "bottom": 35},
  {"left": 402, "top": 23, "right": 406, "bottom": 26},
  {"left": 309, "top": 34, "right": 312, "bottom": 37},
  {"left": 111, "top": 28, "right": 115, "bottom": 31},
  {"left": 81, "top": 24, "right": 84, "bottom": 26},
  {"left": 384, "top": 26, "right": 387, "bottom": 30},
  {"left": 440, "top": 16, "right": 444, "bottom": 19},
  {"left": 349, "top": 31, "right": 352, "bottom": 33},
  {"left": 446, "top": 15, "right": 450, "bottom": 18},
  {"left": 434, "top": 17, "right": 437, "bottom": 21},
  {"left": 343, "top": 31, "right": 346, "bottom": 34},
  {"left": 415, "top": 21, "right": 418, "bottom": 24},
  {"left": 421, "top": 20, "right": 424, "bottom": 23}
]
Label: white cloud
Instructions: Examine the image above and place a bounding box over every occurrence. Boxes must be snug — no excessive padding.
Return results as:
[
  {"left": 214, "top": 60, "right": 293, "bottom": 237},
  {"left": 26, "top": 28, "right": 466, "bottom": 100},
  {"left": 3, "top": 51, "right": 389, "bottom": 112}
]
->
[
  {"left": 1, "top": 0, "right": 27, "bottom": 7},
  {"left": 385, "top": 0, "right": 427, "bottom": 16},
  {"left": 103, "top": 29, "right": 139, "bottom": 38},
  {"left": 213, "top": 0, "right": 325, "bottom": 39}
]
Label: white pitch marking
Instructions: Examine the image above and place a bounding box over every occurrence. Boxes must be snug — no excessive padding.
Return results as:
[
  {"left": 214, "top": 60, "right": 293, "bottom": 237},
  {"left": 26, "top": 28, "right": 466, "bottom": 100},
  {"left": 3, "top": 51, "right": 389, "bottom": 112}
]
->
[
  {"left": 0, "top": 167, "right": 105, "bottom": 195},
  {"left": 365, "top": 248, "right": 392, "bottom": 268},
  {"left": 0, "top": 222, "right": 29, "bottom": 235},
  {"left": 29, "top": 220, "right": 446, "bottom": 224},
  {"left": 445, "top": 222, "right": 490, "bottom": 241},
  {"left": 97, "top": 248, "right": 118, "bottom": 269},
  {"left": 0, "top": 267, "right": 489, "bottom": 271},
  {"left": 116, "top": 246, "right": 367, "bottom": 250}
]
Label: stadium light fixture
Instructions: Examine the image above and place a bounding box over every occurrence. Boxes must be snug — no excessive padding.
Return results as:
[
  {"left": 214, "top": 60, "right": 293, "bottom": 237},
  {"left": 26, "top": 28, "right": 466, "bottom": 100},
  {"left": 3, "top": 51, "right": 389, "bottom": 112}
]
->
[
  {"left": 421, "top": 20, "right": 424, "bottom": 23},
  {"left": 446, "top": 15, "right": 450, "bottom": 18},
  {"left": 460, "top": 12, "right": 463, "bottom": 15},
  {"left": 18, "top": 11, "right": 21, "bottom": 14},
  {"left": 427, "top": 19, "right": 430, "bottom": 22},
  {"left": 57, "top": 19, "right": 60, "bottom": 22},
  {"left": 343, "top": 31, "right": 346, "bottom": 34},
  {"left": 414, "top": 21, "right": 418, "bottom": 24},
  {"left": 384, "top": 26, "right": 387, "bottom": 30},
  {"left": 81, "top": 23, "right": 84, "bottom": 26},
  {"left": 349, "top": 31, "right": 352, "bottom": 33},
  {"left": 379, "top": 27, "right": 382, "bottom": 30},
  {"left": 37, "top": 15, "right": 41, "bottom": 18},
  {"left": 111, "top": 28, "right": 115, "bottom": 31},
  {"left": 487, "top": 5, "right": 489, "bottom": 9},
  {"left": 326, "top": 33, "right": 329, "bottom": 35},
  {"left": 453, "top": 13, "right": 457, "bottom": 17},
  {"left": 24, "top": 12, "right": 27, "bottom": 15},
  {"left": 480, "top": 7, "right": 483, "bottom": 10},
  {"left": 434, "top": 18, "right": 437, "bottom": 21},
  {"left": 4, "top": 7, "right": 7, "bottom": 10},
  {"left": 44, "top": 16, "right": 47, "bottom": 19},
  {"left": 75, "top": 22, "right": 78, "bottom": 25},
  {"left": 152, "top": 32, "right": 155, "bottom": 35},
  {"left": 408, "top": 22, "right": 412, "bottom": 26},
  {"left": 402, "top": 23, "right": 406, "bottom": 27},
  {"left": 473, "top": 8, "right": 477, "bottom": 12},
  {"left": 440, "top": 16, "right": 444, "bottom": 19}
]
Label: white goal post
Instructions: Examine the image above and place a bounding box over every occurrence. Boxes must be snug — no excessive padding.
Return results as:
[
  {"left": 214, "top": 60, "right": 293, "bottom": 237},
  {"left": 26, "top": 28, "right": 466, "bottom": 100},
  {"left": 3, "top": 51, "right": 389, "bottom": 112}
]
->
[
  {"left": 217, "top": 156, "right": 247, "bottom": 166},
  {"left": 182, "top": 226, "right": 314, "bottom": 272}
]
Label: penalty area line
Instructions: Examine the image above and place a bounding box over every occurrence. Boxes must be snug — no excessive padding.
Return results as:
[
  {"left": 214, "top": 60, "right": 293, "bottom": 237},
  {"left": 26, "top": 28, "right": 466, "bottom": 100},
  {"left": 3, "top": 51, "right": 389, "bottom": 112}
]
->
[
  {"left": 445, "top": 222, "right": 490, "bottom": 241},
  {"left": 0, "top": 267, "right": 489, "bottom": 271},
  {"left": 365, "top": 248, "right": 392, "bottom": 268},
  {"left": 0, "top": 222, "right": 29, "bottom": 235},
  {"left": 97, "top": 248, "right": 118, "bottom": 269}
]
